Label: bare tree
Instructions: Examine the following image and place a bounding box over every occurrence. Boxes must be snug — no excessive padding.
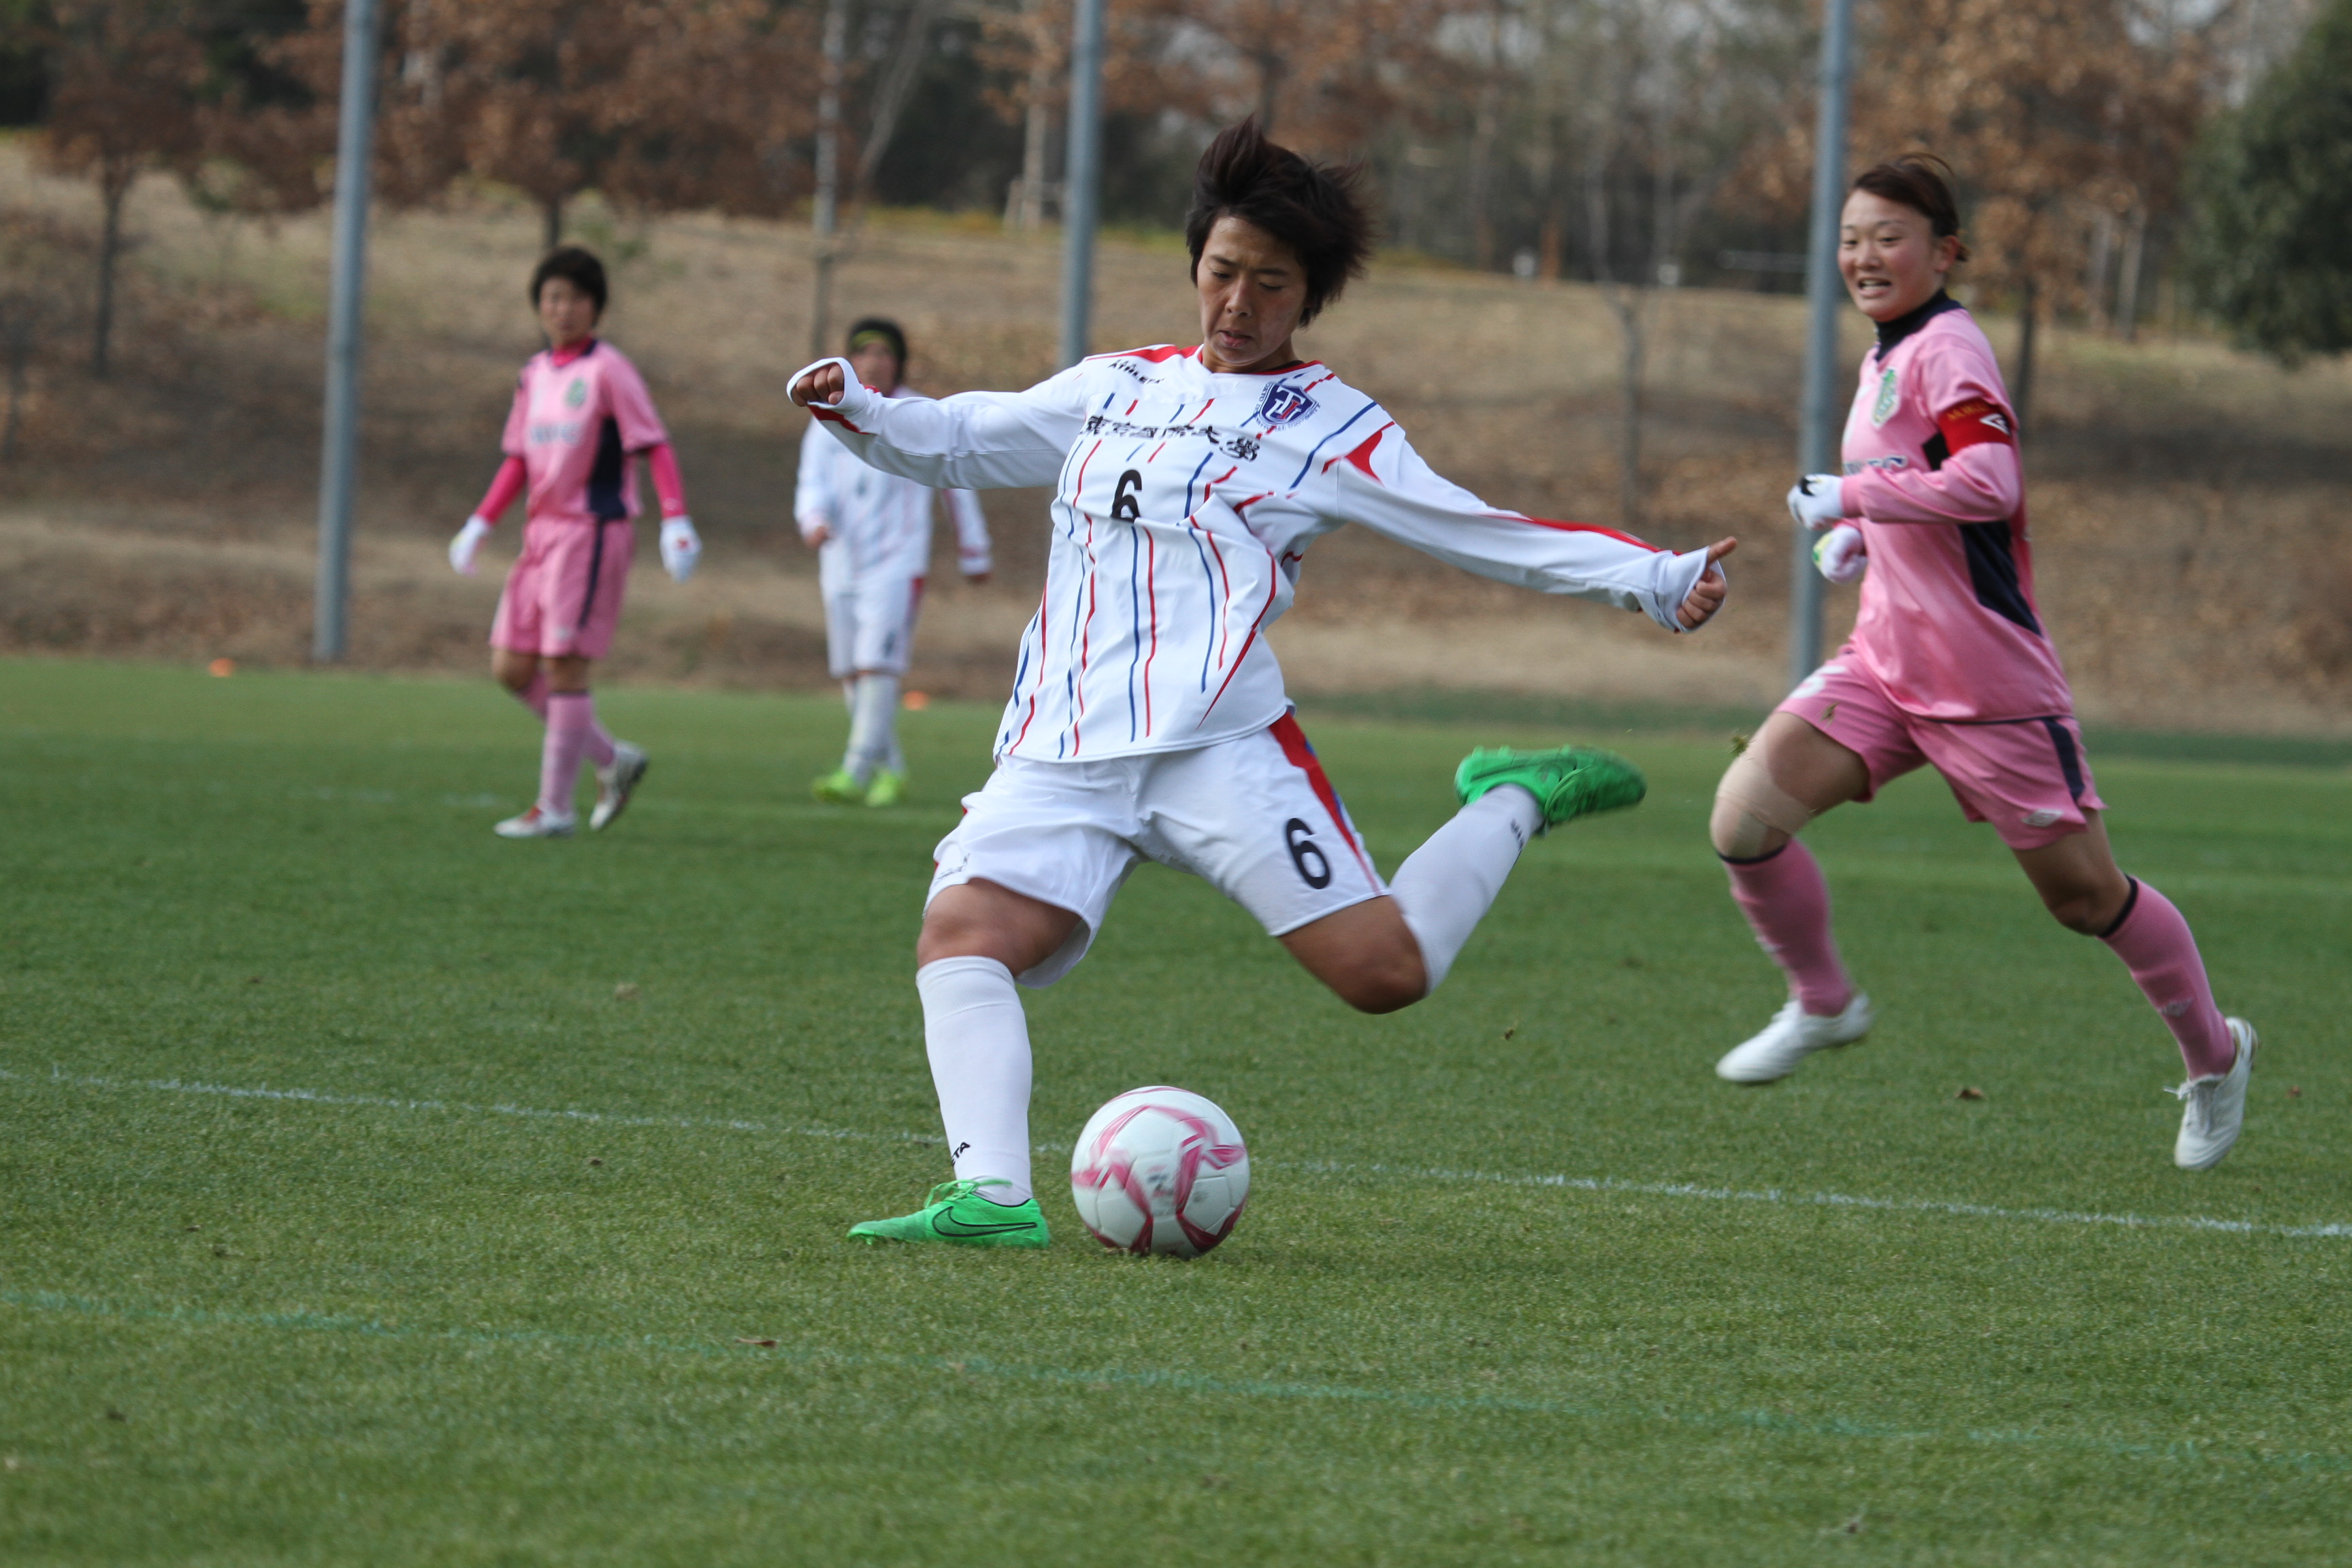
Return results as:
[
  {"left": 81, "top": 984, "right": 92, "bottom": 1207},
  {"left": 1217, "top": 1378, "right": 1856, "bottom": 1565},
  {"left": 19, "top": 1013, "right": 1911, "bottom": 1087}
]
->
[
  {"left": 37, "top": 1, "right": 206, "bottom": 377},
  {"left": 1855, "top": 0, "right": 2208, "bottom": 425}
]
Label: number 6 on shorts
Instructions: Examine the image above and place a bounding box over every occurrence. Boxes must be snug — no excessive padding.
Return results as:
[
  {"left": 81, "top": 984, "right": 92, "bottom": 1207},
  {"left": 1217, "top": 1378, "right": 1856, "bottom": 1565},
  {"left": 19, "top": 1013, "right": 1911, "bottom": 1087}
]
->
[{"left": 1284, "top": 818, "right": 1333, "bottom": 889}]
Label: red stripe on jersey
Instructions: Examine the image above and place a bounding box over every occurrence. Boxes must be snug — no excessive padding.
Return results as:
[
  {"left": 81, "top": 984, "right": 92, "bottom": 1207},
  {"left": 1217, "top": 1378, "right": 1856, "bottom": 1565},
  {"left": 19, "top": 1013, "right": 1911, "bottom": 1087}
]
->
[
  {"left": 1202, "top": 527, "right": 1234, "bottom": 668},
  {"left": 809, "top": 407, "right": 867, "bottom": 434},
  {"left": 1936, "top": 396, "right": 2018, "bottom": 455},
  {"left": 1269, "top": 712, "right": 1375, "bottom": 883},
  {"left": 1141, "top": 534, "right": 1159, "bottom": 736},
  {"left": 1010, "top": 584, "right": 1049, "bottom": 752},
  {"left": 1200, "top": 547, "right": 1279, "bottom": 723},
  {"left": 1322, "top": 423, "right": 1396, "bottom": 480},
  {"left": 1512, "top": 514, "right": 1663, "bottom": 553},
  {"left": 1072, "top": 510, "right": 1100, "bottom": 754},
  {"left": 1087, "top": 344, "right": 1199, "bottom": 364}
]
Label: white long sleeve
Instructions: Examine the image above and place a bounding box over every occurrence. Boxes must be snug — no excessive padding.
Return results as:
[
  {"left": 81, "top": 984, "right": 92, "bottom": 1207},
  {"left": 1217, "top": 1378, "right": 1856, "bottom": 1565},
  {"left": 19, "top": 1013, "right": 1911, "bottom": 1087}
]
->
[
  {"left": 1328, "top": 429, "right": 1711, "bottom": 632},
  {"left": 794, "top": 418, "right": 841, "bottom": 540},
  {"left": 794, "top": 356, "right": 1088, "bottom": 491},
  {"left": 947, "top": 489, "right": 992, "bottom": 575}
]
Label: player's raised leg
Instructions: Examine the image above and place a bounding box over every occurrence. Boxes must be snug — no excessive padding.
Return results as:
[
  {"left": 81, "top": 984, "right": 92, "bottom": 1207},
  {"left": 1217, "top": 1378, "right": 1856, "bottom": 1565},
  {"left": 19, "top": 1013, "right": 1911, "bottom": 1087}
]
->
[
  {"left": 1709, "top": 711, "right": 1876, "bottom": 1083},
  {"left": 1281, "top": 742, "right": 1648, "bottom": 1012},
  {"left": 2012, "top": 819, "right": 2254, "bottom": 1169}
]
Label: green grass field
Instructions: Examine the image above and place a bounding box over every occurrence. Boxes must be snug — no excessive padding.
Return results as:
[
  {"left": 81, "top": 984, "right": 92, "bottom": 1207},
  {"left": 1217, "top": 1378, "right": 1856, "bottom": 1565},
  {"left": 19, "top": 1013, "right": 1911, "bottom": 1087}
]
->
[{"left": 3, "top": 657, "right": 2349, "bottom": 1566}]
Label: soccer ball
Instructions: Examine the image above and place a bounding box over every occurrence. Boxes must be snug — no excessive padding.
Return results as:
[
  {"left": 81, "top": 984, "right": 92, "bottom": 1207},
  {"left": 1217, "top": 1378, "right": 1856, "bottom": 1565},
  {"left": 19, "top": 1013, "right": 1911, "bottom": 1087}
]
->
[{"left": 1069, "top": 1086, "right": 1250, "bottom": 1257}]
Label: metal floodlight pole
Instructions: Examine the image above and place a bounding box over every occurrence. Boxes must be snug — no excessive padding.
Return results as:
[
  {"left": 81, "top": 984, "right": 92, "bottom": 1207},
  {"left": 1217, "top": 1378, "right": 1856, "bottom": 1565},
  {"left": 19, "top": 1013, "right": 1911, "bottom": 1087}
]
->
[
  {"left": 1790, "top": 0, "right": 1855, "bottom": 691},
  {"left": 1058, "top": 0, "right": 1108, "bottom": 369},
  {"left": 312, "top": 0, "right": 380, "bottom": 664}
]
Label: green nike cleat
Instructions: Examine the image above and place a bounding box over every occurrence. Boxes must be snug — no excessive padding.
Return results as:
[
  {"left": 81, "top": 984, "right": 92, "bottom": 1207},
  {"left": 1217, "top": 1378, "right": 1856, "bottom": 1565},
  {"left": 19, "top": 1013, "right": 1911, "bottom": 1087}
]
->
[
  {"left": 811, "top": 768, "right": 864, "bottom": 804},
  {"left": 847, "top": 1179, "right": 1051, "bottom": 1249},
  {"left": 864, "top": 769, "right": 906, "bottom": 808},
  {"left": 1454, "top": 745, "right": 1647, "bottom": 832}
]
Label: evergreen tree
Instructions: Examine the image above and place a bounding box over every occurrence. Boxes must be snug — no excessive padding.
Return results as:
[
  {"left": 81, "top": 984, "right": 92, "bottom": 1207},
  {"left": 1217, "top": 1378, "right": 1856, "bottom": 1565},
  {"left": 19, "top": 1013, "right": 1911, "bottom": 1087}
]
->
[{"left": 2188, "top": 0, "right": 2352, "bottom": 363}]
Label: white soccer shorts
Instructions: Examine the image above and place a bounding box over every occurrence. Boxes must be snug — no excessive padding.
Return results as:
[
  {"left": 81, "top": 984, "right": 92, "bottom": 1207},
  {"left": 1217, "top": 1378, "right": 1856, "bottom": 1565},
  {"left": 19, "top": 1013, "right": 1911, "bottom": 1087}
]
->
[
  {"left": 824, "top": 574, "right": 926, "bottom": 679},
  {"left": 926, "top": 712, "right": 1388, "bottom": 987}
]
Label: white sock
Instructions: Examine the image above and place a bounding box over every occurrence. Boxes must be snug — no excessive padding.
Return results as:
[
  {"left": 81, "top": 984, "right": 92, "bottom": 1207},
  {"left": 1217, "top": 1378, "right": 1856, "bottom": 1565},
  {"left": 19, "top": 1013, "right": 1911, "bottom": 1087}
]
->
[
  {"left": 841, "top": 673, "right": 899, "bottom": 782},
  {"left": 1388, "top": 786, "right": 1543, "bottom": 995},
  {"left": 917, "top": 956, "right": 1034, "bottom": 1205}
]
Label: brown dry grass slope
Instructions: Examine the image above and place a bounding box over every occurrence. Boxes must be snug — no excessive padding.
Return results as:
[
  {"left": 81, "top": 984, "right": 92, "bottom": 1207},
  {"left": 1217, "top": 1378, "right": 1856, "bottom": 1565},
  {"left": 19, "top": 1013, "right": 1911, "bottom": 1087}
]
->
[{"left": 4, "top": 142, "right": 2349, "bottom": 733}]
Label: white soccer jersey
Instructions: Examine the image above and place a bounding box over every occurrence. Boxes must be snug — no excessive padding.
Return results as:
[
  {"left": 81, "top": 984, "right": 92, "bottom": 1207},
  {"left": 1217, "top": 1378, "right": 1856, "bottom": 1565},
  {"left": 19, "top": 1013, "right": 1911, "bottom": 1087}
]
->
[
  {"left": 800, "top": 344, "right": 1712, "bottom": 762},
  {"left": 795, "top": 390, "right": 992, "bottom": 596}
]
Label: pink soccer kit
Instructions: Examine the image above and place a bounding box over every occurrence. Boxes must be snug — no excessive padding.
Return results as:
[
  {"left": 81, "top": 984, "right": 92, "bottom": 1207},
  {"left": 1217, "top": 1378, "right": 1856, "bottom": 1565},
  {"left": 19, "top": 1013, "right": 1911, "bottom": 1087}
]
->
[
  {"left": 1733, "top": 293, "right": 2234, "bottom": 1082},
  {"left": 1778, "top": 295, "right": 2098, "bottom": 851},
  {"left": 482, "top": 338, "right": 682, "bottom": 661}
]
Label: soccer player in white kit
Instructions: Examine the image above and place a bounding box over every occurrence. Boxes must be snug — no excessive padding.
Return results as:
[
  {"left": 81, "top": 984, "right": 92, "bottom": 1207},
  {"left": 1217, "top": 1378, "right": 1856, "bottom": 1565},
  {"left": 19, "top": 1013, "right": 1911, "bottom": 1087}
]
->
[
  {"left": 447, "top": 246, "right": 704, "bottom": 838},
  {"left": 791, "top": 121, "right": 1736, "bottom": 1247},
  {"left": 797, "top": 318, "right": 994, "bottom": 807},
  {"left": 1708, "top": 157, "right": 2255, "bottom": 1169}
]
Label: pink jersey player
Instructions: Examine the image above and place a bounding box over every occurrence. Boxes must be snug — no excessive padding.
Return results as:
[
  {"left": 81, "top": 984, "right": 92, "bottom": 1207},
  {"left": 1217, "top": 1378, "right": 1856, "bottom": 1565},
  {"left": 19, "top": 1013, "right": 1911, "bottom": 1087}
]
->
[
  {"left": 1708, "top": 156, "right": 2255, "bottom": 1171},
  {"left": 445, "top": 246, "right": 704, "bottom": 839}
]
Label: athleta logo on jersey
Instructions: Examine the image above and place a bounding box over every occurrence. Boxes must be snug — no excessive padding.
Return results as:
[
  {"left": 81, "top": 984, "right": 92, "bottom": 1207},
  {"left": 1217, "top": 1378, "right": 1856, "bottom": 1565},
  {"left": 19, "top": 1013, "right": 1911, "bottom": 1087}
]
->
[{"left": 1258, "top": 383, "right": 1317, "bottom": 426}]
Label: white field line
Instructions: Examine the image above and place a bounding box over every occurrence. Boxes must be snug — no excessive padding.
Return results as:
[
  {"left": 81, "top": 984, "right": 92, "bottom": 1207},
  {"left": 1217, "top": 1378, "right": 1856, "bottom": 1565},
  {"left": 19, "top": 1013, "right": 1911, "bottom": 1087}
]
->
[{"left": 8, "top": 1063, "right": 2347, "bottom": 1241}]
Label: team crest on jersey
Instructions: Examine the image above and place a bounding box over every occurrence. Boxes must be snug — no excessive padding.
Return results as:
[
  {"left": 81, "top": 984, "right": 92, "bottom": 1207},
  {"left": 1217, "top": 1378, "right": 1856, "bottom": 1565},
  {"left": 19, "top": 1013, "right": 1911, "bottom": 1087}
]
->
[
  {"left": 1869, "top": 367, "right": 1899, "bottom": 427},
  {"left": 564, "top": 377, "right": 588, "bottom": 409},
  {"left": 1257, "top": 383, "right": 1317, "bottom": 427}
]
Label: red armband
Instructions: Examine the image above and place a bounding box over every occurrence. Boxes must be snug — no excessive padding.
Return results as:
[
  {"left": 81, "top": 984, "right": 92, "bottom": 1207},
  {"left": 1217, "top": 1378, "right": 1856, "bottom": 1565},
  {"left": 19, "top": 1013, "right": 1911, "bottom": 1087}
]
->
[{"left": 1935, "top": 397, "right": 2017, "bottom": 456}]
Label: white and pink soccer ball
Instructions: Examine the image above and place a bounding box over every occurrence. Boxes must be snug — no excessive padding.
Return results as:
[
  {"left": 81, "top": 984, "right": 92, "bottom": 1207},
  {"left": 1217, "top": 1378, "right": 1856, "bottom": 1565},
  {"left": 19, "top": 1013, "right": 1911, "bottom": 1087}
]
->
[{"left": 1069, "top": 1086, "right": 1250, "bottom": 1258}]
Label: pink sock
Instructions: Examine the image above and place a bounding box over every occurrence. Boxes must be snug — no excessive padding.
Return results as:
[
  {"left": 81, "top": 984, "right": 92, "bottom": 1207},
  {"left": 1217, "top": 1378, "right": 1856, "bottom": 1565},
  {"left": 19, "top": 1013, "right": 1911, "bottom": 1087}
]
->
[
  {"left": 583, "top": 710, "right": 615, "bottom": 770},
  {"left": 540, "top": 693, "right": 595, "bottom": 817},
  {"left": 2100, "top": 879, "right": 2234, "bottom": 1077},
  {"left": 511, "top": 670, "right": 550, "bottom": 721},
  {"left": 1723, "top": 840, "right": 1855, "bottom": 1015}
]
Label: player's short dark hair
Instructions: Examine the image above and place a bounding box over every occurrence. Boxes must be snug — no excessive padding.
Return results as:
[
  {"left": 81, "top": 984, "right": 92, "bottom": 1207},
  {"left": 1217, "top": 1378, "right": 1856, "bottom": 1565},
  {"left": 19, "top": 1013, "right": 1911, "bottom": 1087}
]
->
[
  {"left": 1184, "top": 118, "right": 1372, "bottom": 327},
  {"left": 1852, "top": 154, "right": 1972, "bottom": 263},
  {"left": 845, "top": 317, "right": 907, "bottom": 365},
  {"left": 529, "top": 246, "right": 608, "bottom": 315}
]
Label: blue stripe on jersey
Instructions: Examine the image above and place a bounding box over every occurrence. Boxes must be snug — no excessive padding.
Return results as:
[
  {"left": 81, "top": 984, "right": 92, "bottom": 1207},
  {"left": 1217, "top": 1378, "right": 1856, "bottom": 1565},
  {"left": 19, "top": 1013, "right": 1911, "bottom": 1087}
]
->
[
  {"left": 1002, "top": 619, "right": 1037, "bottom": 751},
  {"left": 1181, "top": 446, "right": 1217, "bottom": 518},
  {"left": 1125, "top": 519, "right": 1143, "bottom": 740},
  {"left": 1182, "top": 525, "right": 1216, "bottom": 691},
  {"left": 1288, "top": 397, "right": 1381, "bottom": 489},
  {"left": 1059, "top": 521, "right": 1092, "bottom": 757}
]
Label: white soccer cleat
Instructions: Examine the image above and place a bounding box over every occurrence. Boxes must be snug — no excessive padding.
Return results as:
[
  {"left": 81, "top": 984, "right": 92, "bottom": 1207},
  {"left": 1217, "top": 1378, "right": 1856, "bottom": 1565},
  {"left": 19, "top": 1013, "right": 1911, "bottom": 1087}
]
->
[
  {"left": 1715, "top": 994, "right": 1875, "bottom": 1083},
  {"left": 493, "top": 804, "right": 576, "bottom": 839},
  {"left": 591, "top": 742, "right": 649, "bottom": 832},
  {"left": 2172, "top": 1017, "right": 2257, "bottom": 1171}
]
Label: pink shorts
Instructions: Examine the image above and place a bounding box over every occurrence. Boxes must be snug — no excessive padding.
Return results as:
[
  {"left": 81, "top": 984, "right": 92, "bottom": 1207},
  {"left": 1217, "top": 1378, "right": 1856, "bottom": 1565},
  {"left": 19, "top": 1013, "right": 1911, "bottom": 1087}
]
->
[
  {"left": 490, "top": 515, "right": 634, "bottom": 660},
  {"left": 1779, "top": 654, "right": 2105, "bottom": 851}
]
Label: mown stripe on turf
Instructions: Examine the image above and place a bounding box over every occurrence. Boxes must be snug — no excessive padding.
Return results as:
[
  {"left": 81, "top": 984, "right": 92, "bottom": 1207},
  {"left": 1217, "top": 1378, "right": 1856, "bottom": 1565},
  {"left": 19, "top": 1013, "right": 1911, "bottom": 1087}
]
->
[
  {"left": 4, "top": 1286, "right": 2345, "bottom": 1480},
  {"left": 11, "top": 1062, "right": 2347, "bottom": 1241}
]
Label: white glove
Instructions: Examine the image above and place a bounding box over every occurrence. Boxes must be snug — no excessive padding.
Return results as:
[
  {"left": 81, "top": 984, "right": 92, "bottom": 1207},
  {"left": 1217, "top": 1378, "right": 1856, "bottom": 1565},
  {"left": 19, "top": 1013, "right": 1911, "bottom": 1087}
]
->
[
  {"left": 1786, "top": 473, "right": 1849, "bottom": 531},
  {"left": 1812, "top": 523, "right": 1867, "bottom": 584},
  {"left": 448, "top": 516, "right": 492, "bottom": 575},
  {"left": 659, "top": 515, "right": 702, "bottom": 583}
]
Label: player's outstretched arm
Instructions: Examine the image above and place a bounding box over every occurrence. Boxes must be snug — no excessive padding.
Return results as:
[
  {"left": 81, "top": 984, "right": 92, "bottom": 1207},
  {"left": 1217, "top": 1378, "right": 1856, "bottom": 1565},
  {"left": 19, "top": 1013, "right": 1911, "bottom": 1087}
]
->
[
  {"left": 787, "top": 355, "right": 1084, "bottom": 492},
  {"left": 1327, "top": 429, "right": 1726, "bottom": 633}
]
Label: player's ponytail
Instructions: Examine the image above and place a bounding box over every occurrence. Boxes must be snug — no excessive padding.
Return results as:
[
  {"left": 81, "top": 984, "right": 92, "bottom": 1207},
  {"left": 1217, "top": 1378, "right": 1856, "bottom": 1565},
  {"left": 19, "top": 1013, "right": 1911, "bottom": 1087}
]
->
[
  {"left": 1185, "top": 118, "right": 1373, "bottom": 326},
  {"left": 1852, "top": 154, "right": 1970, "bottom": 263}
]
